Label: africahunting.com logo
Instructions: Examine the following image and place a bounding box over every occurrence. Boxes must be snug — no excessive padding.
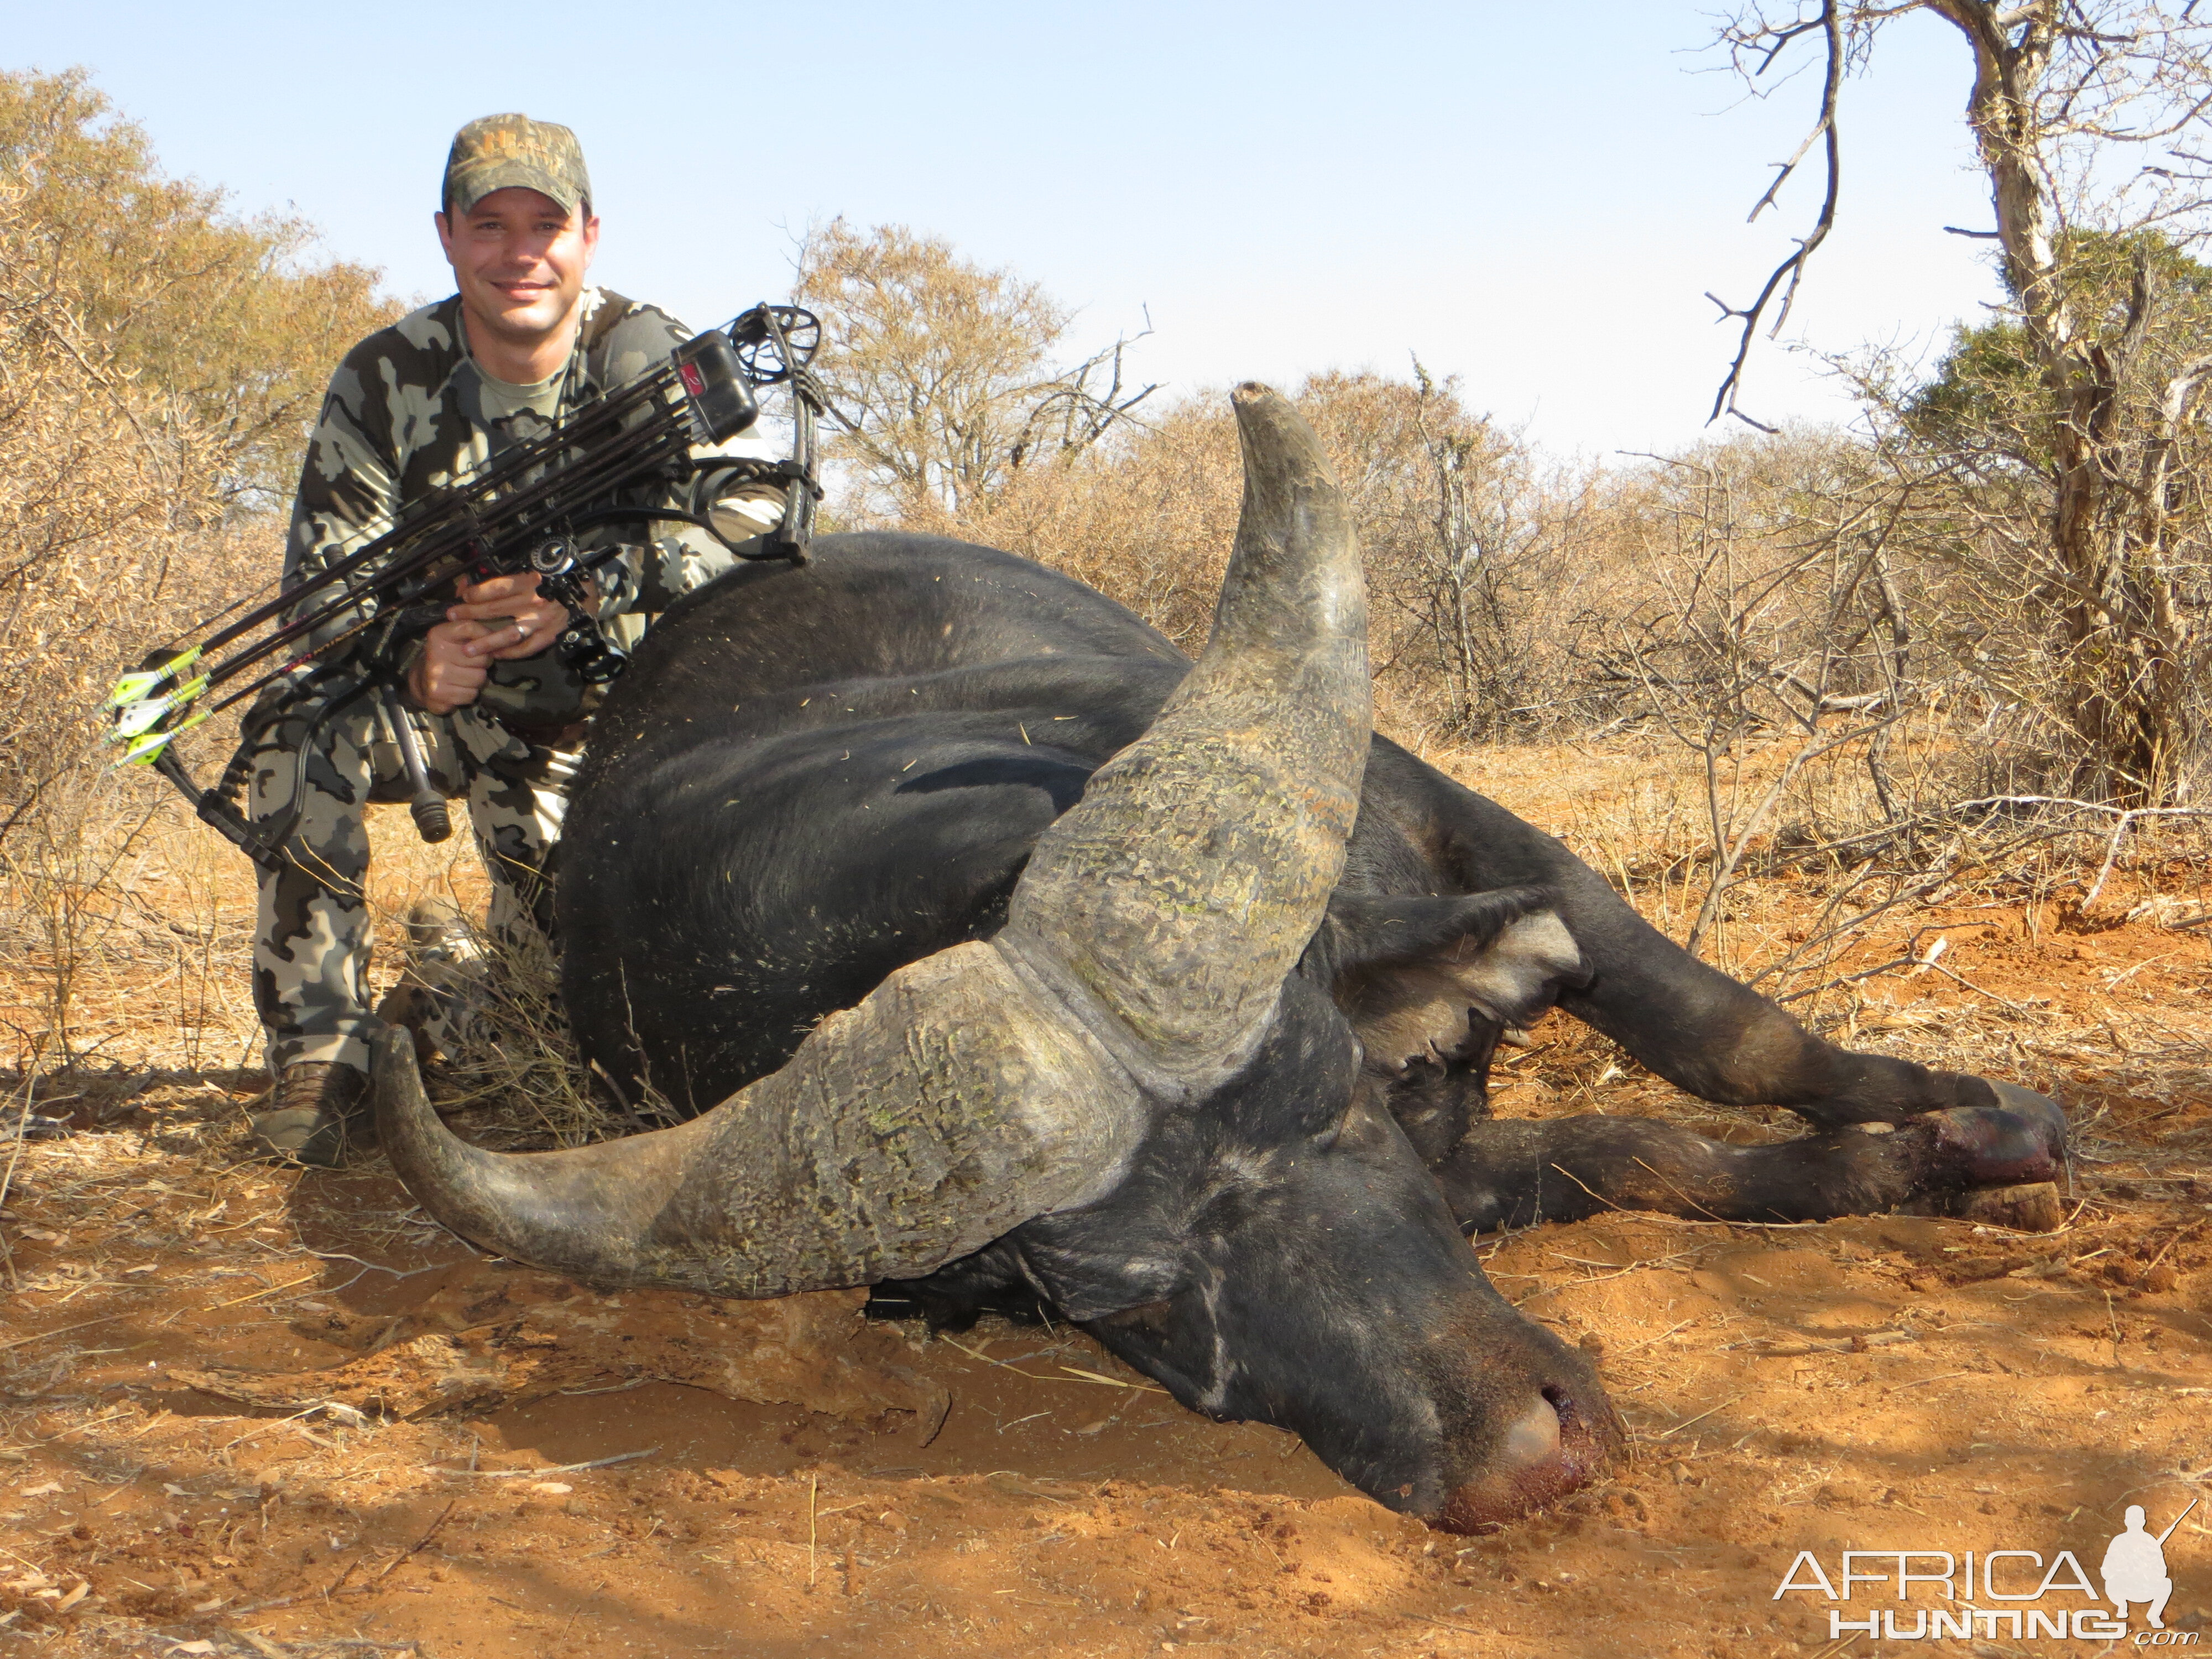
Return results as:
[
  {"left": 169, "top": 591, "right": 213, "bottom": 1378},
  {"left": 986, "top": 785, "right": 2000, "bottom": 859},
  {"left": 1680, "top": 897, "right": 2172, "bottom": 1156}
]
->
[{"left": 1775, "top": 1499, "right": 2198, "bottom": 1644}]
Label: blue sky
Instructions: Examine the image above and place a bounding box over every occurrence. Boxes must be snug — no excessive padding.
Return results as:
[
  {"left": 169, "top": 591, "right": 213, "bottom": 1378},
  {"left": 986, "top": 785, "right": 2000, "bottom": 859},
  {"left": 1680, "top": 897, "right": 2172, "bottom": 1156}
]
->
[{"left": 11, "top": 1, "right": 2005, "bottom": 455}]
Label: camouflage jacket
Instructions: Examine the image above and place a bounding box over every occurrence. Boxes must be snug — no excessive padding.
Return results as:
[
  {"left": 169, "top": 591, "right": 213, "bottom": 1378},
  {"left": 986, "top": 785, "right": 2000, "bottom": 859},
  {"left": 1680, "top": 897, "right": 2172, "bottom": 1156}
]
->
[{"left": 282, "top": 286, "right": 779, "bottom": 728}]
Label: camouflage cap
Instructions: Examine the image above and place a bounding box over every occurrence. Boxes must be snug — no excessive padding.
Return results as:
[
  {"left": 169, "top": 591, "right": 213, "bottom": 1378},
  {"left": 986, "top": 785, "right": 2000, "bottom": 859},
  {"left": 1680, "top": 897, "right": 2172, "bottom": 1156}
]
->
[{"left": 442, "top": 113, "right": 592, "bottom": 217}]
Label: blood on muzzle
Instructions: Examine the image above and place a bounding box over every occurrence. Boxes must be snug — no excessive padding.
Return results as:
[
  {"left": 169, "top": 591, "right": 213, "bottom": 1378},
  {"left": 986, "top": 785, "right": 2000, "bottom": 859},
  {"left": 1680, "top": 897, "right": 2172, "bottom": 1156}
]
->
[{"left": 1433, "top": 1383, "right": 1624, "bottom": 1535}]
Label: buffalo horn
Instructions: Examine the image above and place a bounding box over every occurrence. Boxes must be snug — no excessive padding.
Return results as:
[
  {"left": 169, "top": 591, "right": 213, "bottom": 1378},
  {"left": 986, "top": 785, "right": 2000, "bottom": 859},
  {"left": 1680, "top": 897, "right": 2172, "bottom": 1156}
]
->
[
  {"left": 375, "top": 939, "right": 1142, "bottom": 1296},
  {"left": 376, "top": 382, "right": 1370, "bottom": 1293},
  {"left": 1003, "top": 383, "right": 1370, "bottom": 1081}
]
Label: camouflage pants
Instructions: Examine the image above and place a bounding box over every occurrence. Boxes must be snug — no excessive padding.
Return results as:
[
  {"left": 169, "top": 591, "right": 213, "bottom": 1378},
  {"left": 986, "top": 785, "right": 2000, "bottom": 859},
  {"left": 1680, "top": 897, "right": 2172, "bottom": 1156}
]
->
[{"left": 248, "top": 683, "right": 580, "bottom": 1075}]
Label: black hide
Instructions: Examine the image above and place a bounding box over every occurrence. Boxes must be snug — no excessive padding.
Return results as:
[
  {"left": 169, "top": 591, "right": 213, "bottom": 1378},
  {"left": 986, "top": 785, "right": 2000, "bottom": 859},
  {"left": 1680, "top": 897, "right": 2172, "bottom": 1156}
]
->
[
  {"left": 564, "top": 534, "right": 2024, "bottom": 1134},
  {"left": 553, "top": 533, "right": 2059, "bottom": 1528}
]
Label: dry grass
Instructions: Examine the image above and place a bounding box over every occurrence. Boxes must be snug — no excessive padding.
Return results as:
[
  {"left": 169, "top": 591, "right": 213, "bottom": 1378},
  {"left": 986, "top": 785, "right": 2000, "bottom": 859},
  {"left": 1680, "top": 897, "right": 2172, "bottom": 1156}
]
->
[
  {"left": 414, "top": 916, "right": 683, "bottom": 1152},
  {"left": 8, "top": 732, "right": 2209, "bottom": 1164},
  {"left": 3, "top": 739, "right": 2207, "bottom": 1659},
  {"left": 2, "top": 71, "right": 396, "bottom": 1091}
]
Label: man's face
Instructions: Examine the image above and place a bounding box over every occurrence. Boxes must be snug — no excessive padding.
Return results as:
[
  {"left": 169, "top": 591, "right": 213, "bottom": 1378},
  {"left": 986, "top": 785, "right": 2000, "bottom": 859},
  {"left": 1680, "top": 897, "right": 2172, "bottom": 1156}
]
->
[{"left": 434, "top": 186, "right": 599, "bottom": 356}]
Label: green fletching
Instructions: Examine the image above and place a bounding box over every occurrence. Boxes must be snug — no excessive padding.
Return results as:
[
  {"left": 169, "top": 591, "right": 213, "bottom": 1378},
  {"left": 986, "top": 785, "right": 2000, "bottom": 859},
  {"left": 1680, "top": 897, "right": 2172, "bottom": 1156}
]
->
[
  {"left": 106, "top": 674, "right": 210, "bottom": 740},
  {"left": 103, "top": 646, "right": 203, "bottom": 712},
  {"left": 107, "top": 670, "right": 165, "bottom": 708},
  {"left": 117, "top": 705, "right": 208, "bottom": 767}
]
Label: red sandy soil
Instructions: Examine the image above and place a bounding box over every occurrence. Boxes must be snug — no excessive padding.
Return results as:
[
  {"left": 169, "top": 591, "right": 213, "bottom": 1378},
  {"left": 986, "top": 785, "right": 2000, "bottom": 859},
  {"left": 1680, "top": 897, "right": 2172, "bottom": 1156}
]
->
[{"left": 3, "top": 745, "right": 2208, "bottom": 1658}]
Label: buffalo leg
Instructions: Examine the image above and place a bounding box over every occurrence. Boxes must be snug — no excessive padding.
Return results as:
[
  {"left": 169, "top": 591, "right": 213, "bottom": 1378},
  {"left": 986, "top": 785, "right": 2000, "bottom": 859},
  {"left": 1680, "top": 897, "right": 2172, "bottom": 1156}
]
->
[
  {"left": 1434, "top": 1107, "right": 2063, "bottom": 1233},
  {"left": 1377, "top": 745, "right": 2067, "bottom": 1140}
]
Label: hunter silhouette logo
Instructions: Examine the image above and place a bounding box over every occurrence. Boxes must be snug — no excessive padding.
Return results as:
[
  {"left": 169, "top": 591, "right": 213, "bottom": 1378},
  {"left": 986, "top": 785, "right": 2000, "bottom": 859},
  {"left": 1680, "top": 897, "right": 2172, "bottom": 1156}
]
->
[
  {"left": 1773, "top": 1497, "right": 2200, "bottom": 1644},
  {"left": 2107, "top": 1501, "right": 2197, "bottom": 1632}
]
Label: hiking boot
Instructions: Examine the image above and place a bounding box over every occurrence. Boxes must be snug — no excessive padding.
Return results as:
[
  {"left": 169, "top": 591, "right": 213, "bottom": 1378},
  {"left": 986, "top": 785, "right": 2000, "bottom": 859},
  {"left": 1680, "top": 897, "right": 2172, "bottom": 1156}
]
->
[{"left": 249, "top": 1061, "right": 372, "bottom": 1168}]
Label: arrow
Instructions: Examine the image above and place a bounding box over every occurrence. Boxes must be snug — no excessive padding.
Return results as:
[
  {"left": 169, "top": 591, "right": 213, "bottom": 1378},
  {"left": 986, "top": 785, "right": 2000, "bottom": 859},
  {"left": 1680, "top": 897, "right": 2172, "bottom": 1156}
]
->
[{"left": 103, "top": 645, "right": 204, "bottom": 712}]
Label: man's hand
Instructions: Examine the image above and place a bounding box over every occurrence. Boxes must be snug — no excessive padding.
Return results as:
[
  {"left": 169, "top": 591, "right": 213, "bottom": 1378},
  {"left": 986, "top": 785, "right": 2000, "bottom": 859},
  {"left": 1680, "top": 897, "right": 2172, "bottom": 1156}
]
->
[{"left": 405, "top": 572, "right": 570, "bottom": 714}]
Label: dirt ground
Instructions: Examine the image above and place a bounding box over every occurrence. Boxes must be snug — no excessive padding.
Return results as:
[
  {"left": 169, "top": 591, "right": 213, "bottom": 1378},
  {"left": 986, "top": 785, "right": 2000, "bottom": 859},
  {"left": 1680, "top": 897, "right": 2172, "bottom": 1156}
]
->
[{"left": 3, "top": 739, "right": 2209, "bottom": 1658}]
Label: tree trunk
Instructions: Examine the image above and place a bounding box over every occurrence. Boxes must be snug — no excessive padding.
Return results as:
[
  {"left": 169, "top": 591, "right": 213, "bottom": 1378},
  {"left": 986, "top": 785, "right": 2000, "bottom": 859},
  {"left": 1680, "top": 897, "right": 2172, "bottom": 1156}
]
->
[{"left": 1936, "top": 0, "right": 2194, "bottom": 801}]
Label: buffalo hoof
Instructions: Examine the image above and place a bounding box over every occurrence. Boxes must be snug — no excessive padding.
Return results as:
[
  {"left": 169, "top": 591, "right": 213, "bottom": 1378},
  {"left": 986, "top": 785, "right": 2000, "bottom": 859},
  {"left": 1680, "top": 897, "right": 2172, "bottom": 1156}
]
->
[
  {"left": 1897, "top": 1181, "right": 2065, "bottom": 1233},
  {"left": 1432, "top": 1385, "right": 1624, "bottom": 1534},
  {"left": 1986, "top": 1081, "right": 2068, "bottom": 1157},
  {"left": 1919, "top": 1097, "right": 2065, "bottom": 1189},
  {"left": 373, "top": 982, "right": 442, "bottom": 1070}
]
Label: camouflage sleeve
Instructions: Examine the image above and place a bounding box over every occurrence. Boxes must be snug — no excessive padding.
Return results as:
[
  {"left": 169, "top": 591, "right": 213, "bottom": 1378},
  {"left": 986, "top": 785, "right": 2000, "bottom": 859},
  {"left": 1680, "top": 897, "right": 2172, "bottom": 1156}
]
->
[
  {"left": 596, "top": 527, "right": 738, "bottom": 618},
  {"left": 281, "top": 352, "right": 403, "bottom": 658},
  {"left": 585, "top": 301, "right": 784, "bottom": 621}
]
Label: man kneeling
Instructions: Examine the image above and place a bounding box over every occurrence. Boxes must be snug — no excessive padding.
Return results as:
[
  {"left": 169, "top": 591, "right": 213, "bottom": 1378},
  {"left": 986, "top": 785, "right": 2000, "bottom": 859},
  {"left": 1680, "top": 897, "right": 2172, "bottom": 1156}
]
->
[{"left": 249, "top": 113, "right": 784, "bottom": 1165}]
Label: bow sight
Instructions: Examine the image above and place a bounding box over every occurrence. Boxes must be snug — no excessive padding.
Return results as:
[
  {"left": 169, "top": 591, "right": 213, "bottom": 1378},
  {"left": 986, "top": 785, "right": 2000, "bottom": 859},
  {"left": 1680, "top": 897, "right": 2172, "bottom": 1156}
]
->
[{"left": 104, "top": 301, "right": 827, "bottom": 866}]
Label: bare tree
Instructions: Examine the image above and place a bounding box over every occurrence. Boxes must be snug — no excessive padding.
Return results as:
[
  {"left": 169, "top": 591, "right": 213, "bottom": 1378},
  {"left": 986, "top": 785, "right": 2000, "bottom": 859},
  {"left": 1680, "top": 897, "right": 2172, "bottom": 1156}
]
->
[
  {"left": 0, "top": 70, "right": 393, "bottom": 813},
  {"left": 1581, "top": 434, "right": 1929, "bottom": 962},
  {"left": 792, "top": 220, "right": 1154, "bottom": 522},
  {"left": 1709, "top": 1, "right": 2212, "bottom": 803},
  {"left": 1377, "top": 364, "right": 1588, "bottom": 738},
  {"left": 0, "top": 70, "right": 395, "bottom": 1065}
]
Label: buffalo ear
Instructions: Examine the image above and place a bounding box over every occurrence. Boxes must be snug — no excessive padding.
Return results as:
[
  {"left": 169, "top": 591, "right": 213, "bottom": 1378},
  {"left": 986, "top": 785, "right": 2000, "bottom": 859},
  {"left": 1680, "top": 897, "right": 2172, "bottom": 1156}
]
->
[
  {"left": 1308, "top": 886, "right": 1589, "bottom": 1073},
  {"left": 1310, "top": 886, "right": 1559, "bottom": 978}
]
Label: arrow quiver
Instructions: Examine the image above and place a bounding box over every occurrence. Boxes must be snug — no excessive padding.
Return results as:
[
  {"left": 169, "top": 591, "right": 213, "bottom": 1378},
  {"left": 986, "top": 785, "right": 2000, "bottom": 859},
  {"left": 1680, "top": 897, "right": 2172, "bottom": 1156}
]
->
[{"left": 105, "top": 303, "right": 830, "bottom": 867}]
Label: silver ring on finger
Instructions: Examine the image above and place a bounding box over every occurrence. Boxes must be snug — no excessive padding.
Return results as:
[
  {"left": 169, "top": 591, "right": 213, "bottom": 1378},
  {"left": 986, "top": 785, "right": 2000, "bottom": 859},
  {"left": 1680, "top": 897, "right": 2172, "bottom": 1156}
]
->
[{"left": 515, "top": 620, "right": 530, "bottom": 643}]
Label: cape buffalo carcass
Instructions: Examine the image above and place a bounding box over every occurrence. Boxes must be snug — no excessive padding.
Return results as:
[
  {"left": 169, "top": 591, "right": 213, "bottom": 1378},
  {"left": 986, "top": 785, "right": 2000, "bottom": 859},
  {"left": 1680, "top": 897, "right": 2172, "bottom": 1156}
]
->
[{"left": 375, "top": 385, "right": 2064, "bottom": 1534}]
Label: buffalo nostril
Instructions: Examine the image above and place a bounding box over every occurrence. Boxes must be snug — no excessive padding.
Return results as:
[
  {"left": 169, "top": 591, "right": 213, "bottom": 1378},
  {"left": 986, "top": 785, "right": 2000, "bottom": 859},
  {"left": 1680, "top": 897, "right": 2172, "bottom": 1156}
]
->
[
  {"left": 1499, "top": 1395, "right": 1563, "bottom": 1470},
  {"left": 1543, "top": 1384, "right": 1616, "bottom": 1480},
  {"left": 1431, "top": 1384, "right": 1622, "bottom": 1536}
]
